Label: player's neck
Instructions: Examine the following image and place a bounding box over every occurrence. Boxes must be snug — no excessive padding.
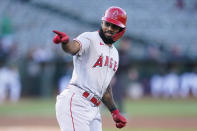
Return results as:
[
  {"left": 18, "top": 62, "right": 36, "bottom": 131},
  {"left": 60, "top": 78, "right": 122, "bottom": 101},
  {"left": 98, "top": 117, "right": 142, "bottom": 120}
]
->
[{"left": 107, "top": 44, "right": 113, "bottom": 47}]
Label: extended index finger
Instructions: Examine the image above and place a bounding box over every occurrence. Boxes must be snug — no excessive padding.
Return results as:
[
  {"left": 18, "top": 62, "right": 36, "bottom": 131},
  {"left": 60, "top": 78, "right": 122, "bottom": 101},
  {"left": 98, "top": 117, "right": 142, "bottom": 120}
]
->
[{"left": 53, "top": 30, "right": 63, "bottom": 35}]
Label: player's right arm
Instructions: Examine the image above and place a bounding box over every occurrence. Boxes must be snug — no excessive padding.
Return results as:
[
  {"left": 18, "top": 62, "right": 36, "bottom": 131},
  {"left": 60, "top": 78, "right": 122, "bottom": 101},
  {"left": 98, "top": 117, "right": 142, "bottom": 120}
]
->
[
  {"left": 52, "top": 30, "right": 80, "bottom": 55},
  {"left": 61, "top": 41, "right": 80, "bottom": 55}
]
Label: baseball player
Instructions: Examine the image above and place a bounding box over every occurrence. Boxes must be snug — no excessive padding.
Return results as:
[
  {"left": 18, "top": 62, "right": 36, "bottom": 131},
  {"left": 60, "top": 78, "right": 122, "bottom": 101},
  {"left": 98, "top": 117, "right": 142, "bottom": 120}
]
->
[{"left": 53, "top": 6, "right": 127, "bottom": 131}]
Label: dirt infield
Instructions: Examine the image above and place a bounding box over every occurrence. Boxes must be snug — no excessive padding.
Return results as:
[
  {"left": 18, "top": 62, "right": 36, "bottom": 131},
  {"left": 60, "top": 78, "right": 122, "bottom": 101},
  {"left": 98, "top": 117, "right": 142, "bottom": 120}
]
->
[
  {"left": 0, "top": 126, "right": 59, "bottom": 131},
  {"left": 0, "top": 116, "right": 197, "bottom": 130}
]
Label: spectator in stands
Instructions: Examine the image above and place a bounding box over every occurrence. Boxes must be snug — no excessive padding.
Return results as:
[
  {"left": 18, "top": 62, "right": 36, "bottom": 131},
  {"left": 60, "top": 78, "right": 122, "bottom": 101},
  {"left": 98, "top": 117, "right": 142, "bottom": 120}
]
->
[
  {"left": 176, "top": 0, "right": 184, "bottom": 10},
  {"left": 0, "top": 14, "right": 14, "bottom": 36},
  {"left": 192, "top": 66, "right": 197, "bottom": 97},
  {"left": 32, "top": 46, "right": 55, "bottom": 97},
  {"left": 150, "top": 74, "right": 164, "bottom": 98},
  {"left": 180, "top": 72, "right": 192, "bottom": 98},
  {"left": 0, "top": 33, "right": 21, "bottom": 104},
  {"left": 0, "top": 64, "right": 21, "bottom": 103},
  {"left": 127, "top": 67, "right": 143, "bottom": 100},
  {"left": 0, "top": 40, "right": 8, "bottom": 64},
  {"left": 150, "top": 64, "right": 166, "bottom": 98},
  {"left": 162, "top": 65, "right": 180, "bottom": 98},
  {"left": 0, "top": 14, "right": 14, "bottom": 53},
  {"left": 180, "top": 65, "right": 197, "bottom": 98},
  {"left": 147, "top": 45, "right": 160, "bottom": 60}
]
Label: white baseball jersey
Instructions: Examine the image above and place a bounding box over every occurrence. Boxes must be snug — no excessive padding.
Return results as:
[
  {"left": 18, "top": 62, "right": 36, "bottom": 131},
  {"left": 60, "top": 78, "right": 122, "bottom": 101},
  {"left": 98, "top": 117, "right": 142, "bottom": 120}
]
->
[
  {"left": 70, "top": 31, "right": 119, "bottom": 98},
  {"left": 56, "top": 31, "right": 119, "bottom": 131}
]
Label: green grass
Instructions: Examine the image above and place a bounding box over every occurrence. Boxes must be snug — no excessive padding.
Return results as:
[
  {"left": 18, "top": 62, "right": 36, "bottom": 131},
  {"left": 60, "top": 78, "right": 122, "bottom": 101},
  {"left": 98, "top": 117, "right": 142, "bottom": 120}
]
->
[
  {"left": 1, "top": 97, "right": 197, "bottom": 117},
  {"left": 0, "top": 98, "right": 197, "bottom": 131},
  {"left": 0, "top": 98, "right": 56, "bottom": 117},
  {"left": 124, "top": 98, "right": 197, "bottom": 117}
]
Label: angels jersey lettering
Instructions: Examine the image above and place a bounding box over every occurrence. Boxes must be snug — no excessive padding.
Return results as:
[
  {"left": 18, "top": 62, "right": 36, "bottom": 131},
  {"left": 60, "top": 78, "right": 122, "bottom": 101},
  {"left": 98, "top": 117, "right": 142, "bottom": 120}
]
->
[
  {"left": 93, "top": 55, "right": 118, "bottom": 72},
  {"left": 70, "top": 31, "right": 119, "bottom": 97}
]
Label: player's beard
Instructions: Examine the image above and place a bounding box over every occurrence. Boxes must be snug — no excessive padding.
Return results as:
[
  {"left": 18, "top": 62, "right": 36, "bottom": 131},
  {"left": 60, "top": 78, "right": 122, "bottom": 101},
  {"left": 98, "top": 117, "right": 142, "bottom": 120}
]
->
[{"left": 99, "top": 28, "right": 115, "bottom": 44}]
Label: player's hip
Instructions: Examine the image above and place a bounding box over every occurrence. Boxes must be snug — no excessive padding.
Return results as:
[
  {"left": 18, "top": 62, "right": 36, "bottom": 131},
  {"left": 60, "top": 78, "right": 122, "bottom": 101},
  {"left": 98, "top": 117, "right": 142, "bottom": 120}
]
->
[{"left": 56, "top": 87, "right": 100, "bottom": 121}]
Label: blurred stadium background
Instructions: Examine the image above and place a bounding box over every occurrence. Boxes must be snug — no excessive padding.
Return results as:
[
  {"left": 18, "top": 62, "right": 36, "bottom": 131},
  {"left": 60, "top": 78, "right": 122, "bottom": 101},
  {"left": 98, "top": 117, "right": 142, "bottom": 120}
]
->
[{"left": 0, "top": 0, "right": 197, "bottom": 131}]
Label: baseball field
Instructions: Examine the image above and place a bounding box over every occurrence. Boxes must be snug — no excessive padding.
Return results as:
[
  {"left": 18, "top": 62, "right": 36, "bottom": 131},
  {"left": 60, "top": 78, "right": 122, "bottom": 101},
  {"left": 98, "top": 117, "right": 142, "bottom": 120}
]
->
[{"left": 0, "top": 97, "right": 197, "bottom": 131}]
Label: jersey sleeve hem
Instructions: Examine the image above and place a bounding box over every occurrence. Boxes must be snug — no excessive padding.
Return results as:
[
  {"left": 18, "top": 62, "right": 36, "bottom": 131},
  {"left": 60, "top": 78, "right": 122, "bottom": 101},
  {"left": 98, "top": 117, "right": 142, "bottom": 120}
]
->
[{"left": 73, "top": 38, "right": 82, "bottom": 56}]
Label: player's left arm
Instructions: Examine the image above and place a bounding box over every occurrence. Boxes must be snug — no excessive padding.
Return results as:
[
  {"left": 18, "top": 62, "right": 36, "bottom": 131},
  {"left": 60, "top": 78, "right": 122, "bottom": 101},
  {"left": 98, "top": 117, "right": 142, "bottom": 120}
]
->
[
  {"left": 102, "top": 84, "right": 117, "bottom": 112},
  {"left": 102, "top": 84, "right": 127, "bottom": 128}
]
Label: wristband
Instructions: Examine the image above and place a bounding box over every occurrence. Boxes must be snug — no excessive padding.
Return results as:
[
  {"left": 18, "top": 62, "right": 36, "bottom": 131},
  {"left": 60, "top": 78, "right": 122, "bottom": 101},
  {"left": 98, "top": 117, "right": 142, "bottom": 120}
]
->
[{"left": 110, "top": 108, "right": 119, "bottom": 113}]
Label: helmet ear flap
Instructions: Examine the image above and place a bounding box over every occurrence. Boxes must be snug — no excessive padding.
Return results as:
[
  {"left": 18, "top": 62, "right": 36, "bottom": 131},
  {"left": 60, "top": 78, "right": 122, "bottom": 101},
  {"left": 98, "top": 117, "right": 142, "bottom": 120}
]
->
[{"left": 112, "top": 28, "right": 126, "bottom": 41}]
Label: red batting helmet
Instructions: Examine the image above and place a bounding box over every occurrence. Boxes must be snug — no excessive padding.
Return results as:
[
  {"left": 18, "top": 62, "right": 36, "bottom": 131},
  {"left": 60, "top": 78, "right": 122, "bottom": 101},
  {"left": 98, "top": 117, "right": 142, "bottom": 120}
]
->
[{"left": 102, "top": 6, "right": 127, "bottom": 41}]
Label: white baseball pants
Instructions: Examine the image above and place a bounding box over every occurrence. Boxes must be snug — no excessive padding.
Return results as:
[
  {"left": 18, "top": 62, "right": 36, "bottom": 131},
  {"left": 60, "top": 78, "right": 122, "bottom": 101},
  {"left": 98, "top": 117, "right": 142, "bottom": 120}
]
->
[{"left": 56, "top": 85, "right": 102, "bottom": 131}]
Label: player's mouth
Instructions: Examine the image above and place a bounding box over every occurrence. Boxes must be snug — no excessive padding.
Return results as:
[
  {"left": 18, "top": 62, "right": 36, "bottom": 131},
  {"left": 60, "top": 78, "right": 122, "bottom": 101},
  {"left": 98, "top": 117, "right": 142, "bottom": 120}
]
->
[{"left": 105, "top": 31, "right": 114, "bottom": 37}]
